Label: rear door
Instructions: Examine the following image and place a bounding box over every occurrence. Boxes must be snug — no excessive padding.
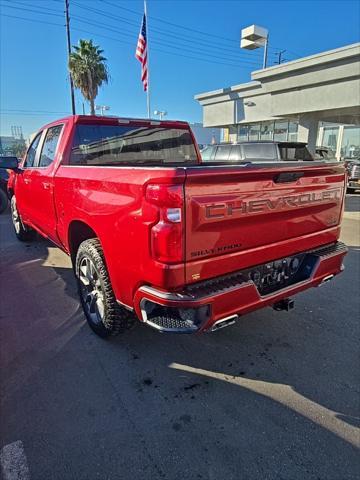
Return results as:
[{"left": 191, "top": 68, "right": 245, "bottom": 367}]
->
[{"left": 184, "top": 163, "right": 345, "bottom": 283}]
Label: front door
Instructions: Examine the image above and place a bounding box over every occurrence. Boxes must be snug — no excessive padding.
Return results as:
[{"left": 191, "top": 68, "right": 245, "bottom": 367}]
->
[
  {"left": 15, "top": 131, "right": 44, "bottom": 224},
  {"left": 26, "top": 124, "right": 64, "bottom": 243}
]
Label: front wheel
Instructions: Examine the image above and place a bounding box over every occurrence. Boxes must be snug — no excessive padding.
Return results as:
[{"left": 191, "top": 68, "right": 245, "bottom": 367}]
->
[
  {"left": 75, "top": 238, "right": 135, "bottom": 337},
  {"left": 10, "top": 196, "right": 36, "bottom": 241}
]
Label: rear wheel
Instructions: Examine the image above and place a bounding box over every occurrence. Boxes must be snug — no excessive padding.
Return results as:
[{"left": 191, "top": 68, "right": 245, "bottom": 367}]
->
[
  {"left": 0, "top": 188, "right": 8, "bottom": 214},
  {"left": 75, "top": 238, "right": 135, "bottom": 337},
  {"left": 10, "top": 196, "right": 36, "bottom": 241}
]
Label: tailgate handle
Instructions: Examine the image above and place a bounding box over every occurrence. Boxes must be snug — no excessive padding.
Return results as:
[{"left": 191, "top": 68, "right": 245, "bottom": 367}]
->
[{"left": 274, "top": 172, "right": 304, "bottom": 183}]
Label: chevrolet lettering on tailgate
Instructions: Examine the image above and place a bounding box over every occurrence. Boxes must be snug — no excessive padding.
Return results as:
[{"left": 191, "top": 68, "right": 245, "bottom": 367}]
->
[{"left": 204, "top": 188, "right": 342, "bottom": 220}]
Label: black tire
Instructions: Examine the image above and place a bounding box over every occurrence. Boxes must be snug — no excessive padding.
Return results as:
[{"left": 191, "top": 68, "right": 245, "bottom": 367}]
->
[
  {"left": 10, "top": 196, "right": 36, "bottom": 241},
  {"left": 75, "top": 238, "right": 135, "bottom": 337},
  {"left": 0, "top": 188, "right": 8, "bottom": 214}
]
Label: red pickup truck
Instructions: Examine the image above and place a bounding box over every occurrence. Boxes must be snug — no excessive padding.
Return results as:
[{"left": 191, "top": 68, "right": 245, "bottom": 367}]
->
[{"left": 1, "top": 115, "right": 347, "bottom": 337}]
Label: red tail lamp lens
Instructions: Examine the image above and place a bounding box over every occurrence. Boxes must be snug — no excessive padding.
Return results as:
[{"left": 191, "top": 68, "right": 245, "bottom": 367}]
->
[{"left": 146, "top": 184, "right": 184, "bottom": 263}]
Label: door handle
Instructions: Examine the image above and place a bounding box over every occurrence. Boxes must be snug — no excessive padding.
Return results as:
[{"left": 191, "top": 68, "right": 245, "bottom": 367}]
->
[{"left": 43, "top": 182, "right": 51, "bottom": 190}]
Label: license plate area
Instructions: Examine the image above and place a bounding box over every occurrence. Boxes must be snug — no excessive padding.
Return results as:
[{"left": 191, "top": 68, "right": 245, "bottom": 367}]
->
[{"left": 243, "top": 253, "right": 317, "bottom": 296}]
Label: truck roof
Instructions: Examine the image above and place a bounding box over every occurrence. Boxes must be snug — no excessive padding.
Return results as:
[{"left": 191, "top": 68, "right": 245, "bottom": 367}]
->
[{"left": 41, "top": 115, "right": 190, "bottom": 131}]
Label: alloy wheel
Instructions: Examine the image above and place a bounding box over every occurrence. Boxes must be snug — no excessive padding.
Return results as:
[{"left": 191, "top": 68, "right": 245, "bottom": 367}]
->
[{"left": 79, "top": 256, "right": 105, "bottom": 325}]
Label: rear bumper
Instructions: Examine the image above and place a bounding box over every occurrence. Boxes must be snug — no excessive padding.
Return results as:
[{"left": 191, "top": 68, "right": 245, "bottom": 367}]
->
[{"left": 133, "top": 242, "right": 347, "bottom": 333}]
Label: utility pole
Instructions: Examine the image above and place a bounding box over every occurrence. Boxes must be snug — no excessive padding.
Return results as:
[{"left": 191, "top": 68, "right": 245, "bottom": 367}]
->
[
  {"left": 275, "top": 50, "right": 286, "bottom": 65},
  {"left": 65, "top": 0, "right": 76, "bottom": 115}
]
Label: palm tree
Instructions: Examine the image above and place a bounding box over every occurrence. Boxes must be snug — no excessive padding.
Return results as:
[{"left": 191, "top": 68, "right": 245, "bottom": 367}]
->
[{"left": 69, "top": 39, "right": 109, "bottom": 115}]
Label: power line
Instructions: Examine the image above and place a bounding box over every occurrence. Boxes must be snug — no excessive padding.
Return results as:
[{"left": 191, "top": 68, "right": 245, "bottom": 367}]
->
[
  {"left": 0, "top": 1, "right": 63, "bottom": 17},
  {"left": 0, "top": 5, "right": 261, "bottom": 67},
  {"left": 100, "top": 0, "right": 288, "bottom": 54},
  {"left": 1, "top": 0, "right": 294, "bottom": 64},
  {"left": 0, "top": 13, "right": 251, "bottom": 69},
  {"left": 3, "top": 0, "right": 62, "bottom": 14},
  {"left": 72, "top": 27, "right": 249, "bottom": 69},
  {"left": 72, "top": 0, "right": 264, "bottom": 60},
  {"left": 0, "top": 1, "right": 261, "bottom": 64},
  {"left": 0, "top": 12, "right": 64, "bottom": 27},
  {"left": 70, "top": 14, "right": 261, "bottom": 66},
  {"left": 102, "top": 0, "right": 242, "bottom": 46}
]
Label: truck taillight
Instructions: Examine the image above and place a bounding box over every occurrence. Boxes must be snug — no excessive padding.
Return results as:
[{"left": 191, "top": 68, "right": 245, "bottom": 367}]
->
[{"left": 146, "top": 184, "right": 184, "bottom": 263}]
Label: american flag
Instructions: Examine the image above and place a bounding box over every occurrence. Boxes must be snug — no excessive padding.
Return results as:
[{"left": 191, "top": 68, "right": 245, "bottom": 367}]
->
[{"left": 135, "top": 13, "right": 148, "bottom": 91}]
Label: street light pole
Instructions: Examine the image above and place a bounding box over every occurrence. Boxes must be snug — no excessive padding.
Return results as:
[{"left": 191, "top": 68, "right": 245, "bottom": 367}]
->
[
  {"left": 65, "top": 0, "right": 76, "bottom": 115},
  {"left": 263, "top": 34, "right": 269, "bottom": 69},
  {"left": 95, "top": 105, "right": 110, "bottom": 116},
  {"left": 241, "top": 25, "right": 269, "bottom": 70},
  {"left": 154, "top": 110, "right": 167, "bottom": 120}
]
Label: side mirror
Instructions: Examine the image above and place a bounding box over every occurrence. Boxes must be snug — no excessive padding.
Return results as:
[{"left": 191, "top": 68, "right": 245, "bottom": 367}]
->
[{"left": 0, "top": 156, "right": 19, "bottom": 170}]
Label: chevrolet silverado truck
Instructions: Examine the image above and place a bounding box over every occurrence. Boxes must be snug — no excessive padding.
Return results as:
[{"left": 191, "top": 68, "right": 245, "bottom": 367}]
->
[{"left": 1, "top": 116, "right": 347, "bottom": 337}]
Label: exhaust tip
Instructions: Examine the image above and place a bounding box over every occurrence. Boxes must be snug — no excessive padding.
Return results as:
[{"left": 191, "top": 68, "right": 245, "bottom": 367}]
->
[
  {"left": 210, "top": 315, "right": 238, "bottom": 332},
  {"left": 319, "top": 274, "right": 335, "bottom": 286}
]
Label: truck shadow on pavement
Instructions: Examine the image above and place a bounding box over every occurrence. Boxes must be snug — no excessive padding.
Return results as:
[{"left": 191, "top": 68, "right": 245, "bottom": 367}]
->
[{"left": 1, "top": 213, "right": 359, "bottom": 479}]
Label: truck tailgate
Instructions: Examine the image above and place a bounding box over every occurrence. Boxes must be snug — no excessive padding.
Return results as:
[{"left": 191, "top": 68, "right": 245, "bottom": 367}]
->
[{"left": 184, "top": 163, "right": 345, "bottom": 283}]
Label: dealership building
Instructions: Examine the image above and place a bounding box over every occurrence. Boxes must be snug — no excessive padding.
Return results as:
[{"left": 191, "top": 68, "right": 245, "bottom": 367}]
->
[{"left": 195, "top": 43, "right": 360, "bottom": 159}]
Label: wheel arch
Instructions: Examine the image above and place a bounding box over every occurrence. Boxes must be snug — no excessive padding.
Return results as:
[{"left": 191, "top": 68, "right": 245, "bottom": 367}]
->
[{"left": 68, "top": 220, "right": 100, "bottom": 265}]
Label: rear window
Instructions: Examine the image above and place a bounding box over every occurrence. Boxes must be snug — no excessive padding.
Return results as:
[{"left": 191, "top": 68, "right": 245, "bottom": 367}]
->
[{"left": 69, "top": 124, "right": 198, "bottom": 166}]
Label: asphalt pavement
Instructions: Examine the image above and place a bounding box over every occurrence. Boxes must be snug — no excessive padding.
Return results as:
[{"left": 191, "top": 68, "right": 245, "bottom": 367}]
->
[{"left": 0, "top": 195, "right": 359, "bottom": 480}]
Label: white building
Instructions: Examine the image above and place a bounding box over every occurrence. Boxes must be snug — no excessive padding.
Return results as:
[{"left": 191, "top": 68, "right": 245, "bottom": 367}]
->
[{"left": 195, "top": 43, "right": 360, "bottom": 159}]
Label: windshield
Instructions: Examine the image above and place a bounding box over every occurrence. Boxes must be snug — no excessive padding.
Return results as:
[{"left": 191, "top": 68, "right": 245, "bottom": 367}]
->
[{"left": 69, "top": 124, "right": 198, "bottom": 166}]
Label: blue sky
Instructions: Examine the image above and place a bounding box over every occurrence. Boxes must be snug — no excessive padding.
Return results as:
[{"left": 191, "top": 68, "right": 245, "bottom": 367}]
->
[{"left": 1, "top": 0, "right": 359, "bottom": 137}]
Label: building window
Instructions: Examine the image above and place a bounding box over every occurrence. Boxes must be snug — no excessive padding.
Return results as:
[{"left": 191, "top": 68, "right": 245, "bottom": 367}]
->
[
  {"left": 274, "top": 121, "right": 288, "bottom": 141},
  {"left": 288, "top": 122, "right": 298, "bottom": 141},
  {"left": 238, "top": 125, "right": 249, "bottom": 141},
  {"left": 236, "top": 120, "right": 299, "bottom": 143},
  {"left": 260, "top": 121, "right": 274, "bottom": 140},
  {"left": 341, "top": 126, "right": 360, "bottom": 159},
  {"left": 248, "top": 124, "right": 260, "bottom": 141},
  {"left": 322, "top": 126, "right": 339, "bottom": 150}
]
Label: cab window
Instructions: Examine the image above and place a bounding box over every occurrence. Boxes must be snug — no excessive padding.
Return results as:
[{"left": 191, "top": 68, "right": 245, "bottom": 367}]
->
[
  {"left": 23, "top": 133, "right": 42, "bottom": 168},
  {"left": 39, "top": 125, "right": 63, "bottom": 167}
]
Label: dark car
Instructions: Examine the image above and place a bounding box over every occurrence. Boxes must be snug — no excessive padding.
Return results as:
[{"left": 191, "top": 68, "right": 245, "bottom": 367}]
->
[
  {"left": 200, "top": 141, "right": 315, "bottom": 163},
  {"left": 344, "top": 158, "right": 360, "bottom": 193},
  {"left": 0, "top": 168, "right": 9, "bottom": 213}
]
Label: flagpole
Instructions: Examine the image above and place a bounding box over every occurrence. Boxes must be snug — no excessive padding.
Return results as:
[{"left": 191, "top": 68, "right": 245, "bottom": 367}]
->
[{"left": 144, "top": 0, "right": 151, "bottom": 118}]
